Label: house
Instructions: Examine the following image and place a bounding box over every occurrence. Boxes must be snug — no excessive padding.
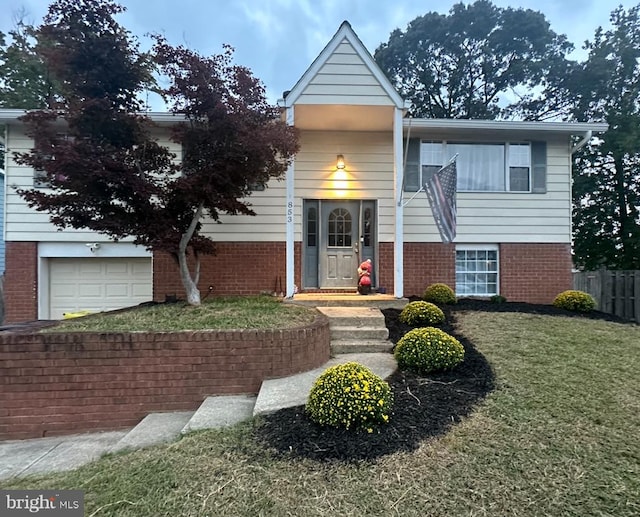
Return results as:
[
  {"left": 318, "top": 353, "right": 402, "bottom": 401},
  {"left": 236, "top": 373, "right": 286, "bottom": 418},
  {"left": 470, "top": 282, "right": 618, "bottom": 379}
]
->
[{"left": 0, "top": 22, "right": 607, "bottom": 323}]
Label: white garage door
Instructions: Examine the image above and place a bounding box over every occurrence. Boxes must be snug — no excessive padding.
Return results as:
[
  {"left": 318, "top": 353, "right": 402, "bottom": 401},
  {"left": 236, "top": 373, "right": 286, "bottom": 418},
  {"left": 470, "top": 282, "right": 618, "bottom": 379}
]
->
[{"left": 49, "top": 258, "right": 152, "bottom": 319}]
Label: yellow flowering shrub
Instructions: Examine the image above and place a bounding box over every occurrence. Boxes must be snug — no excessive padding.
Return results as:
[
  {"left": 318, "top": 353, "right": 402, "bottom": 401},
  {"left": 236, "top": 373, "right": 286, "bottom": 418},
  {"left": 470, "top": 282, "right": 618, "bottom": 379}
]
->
[
  {"left": 423, "top": 283, "right": 457, "bottom": 305},
  {"left": 395, "top": 327, "right": 464, "bottom": 374},
  {"left": 399, "top": 301, "right": 446, "bottom": 326},
  {"left": 306, "top": 362, "right": 393, "bottom": 432},
  {"left": 553, "top": 290, "right": 596, "bottom": 312}
]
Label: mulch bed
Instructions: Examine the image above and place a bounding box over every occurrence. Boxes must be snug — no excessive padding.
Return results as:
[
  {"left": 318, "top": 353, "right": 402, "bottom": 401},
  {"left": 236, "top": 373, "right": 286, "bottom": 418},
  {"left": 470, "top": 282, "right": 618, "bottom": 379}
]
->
[{"left": 254, "top": 299, "right": 631, "bottom": 462}]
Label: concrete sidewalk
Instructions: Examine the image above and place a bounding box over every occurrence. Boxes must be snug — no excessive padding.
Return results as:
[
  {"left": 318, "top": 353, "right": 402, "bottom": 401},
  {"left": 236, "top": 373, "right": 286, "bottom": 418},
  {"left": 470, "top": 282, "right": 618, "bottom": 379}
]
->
[
  {"left": 0, "top": 430, "right": 128, "bottom": 481},
  {"left": 0, "top": 306, "right": 399, "bottom": 482}
]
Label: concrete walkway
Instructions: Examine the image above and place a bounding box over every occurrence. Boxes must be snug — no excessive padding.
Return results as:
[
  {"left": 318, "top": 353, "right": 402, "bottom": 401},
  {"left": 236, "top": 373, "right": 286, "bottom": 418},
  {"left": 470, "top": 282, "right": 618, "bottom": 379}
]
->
[{"left": 0, "top": 307, "right": 399, "bottom": 481}]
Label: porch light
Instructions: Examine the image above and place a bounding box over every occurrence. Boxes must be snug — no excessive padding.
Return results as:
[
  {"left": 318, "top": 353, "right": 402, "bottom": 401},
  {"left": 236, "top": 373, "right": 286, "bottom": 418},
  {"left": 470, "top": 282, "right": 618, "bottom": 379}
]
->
[{"left": 336, "top": 154, "right": 345, "bottom": 170}]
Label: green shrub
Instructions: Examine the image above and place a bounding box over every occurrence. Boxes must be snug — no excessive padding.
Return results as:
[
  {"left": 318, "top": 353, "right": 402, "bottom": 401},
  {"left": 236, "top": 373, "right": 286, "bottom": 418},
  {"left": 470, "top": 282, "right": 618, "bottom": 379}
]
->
[
  {"left": 399, "top": 301, "right": 446, "bottom": 326},
  {"left": 553, "top": 290, "right": 596, "bottom": 312},
  {"left": 306, "top": 362, "right": 393, "bottom": 432},
  {"left": 423, "top": 283, "right": 457, "bottom": 305},
  {"left": 394, "top": 327, "right": 464, "bottom": 374},
  {"left": 490, "top": 294, "right": 507, "bottom": 304}
]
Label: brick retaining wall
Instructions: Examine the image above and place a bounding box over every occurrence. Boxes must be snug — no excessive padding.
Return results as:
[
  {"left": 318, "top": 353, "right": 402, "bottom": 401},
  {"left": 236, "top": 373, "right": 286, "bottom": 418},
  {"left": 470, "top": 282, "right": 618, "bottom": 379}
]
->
[{"left": 0, "top": 314, "right": 330, "bottom": 440}]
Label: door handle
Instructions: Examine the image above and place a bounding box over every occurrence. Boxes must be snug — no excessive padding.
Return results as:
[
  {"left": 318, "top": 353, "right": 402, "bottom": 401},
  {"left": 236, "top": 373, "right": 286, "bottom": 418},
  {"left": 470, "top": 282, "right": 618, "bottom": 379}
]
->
[{"left": 354, "top": 242, "right": 359, "bottom": 254}]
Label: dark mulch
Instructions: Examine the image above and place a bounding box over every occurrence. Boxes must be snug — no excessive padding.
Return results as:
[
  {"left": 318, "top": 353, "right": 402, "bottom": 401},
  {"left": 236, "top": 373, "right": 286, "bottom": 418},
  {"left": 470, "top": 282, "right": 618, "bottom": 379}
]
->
[{"left": 254, "top": 299, "right": 633, "bottom": 462}]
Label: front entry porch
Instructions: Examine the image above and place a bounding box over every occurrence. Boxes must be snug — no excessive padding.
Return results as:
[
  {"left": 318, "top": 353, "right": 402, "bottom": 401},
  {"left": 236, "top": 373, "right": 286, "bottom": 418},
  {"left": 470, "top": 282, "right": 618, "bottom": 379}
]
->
[{"left": 285, "top": 292, "right": 406, "bottom": 309}]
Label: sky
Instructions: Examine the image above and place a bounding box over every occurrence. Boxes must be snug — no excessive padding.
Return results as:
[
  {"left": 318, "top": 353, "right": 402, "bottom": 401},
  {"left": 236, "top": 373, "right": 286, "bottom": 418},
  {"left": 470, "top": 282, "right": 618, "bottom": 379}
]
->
[{"left": 1, "top": 0, "right": 637, "bottom": 108}]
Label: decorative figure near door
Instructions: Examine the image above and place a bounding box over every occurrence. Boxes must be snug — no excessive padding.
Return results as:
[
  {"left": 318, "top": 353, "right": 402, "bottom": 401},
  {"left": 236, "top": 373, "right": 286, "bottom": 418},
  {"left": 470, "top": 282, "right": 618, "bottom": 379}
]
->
[{"left": 357, "top": 259, "right": 372, "bottom": 295}]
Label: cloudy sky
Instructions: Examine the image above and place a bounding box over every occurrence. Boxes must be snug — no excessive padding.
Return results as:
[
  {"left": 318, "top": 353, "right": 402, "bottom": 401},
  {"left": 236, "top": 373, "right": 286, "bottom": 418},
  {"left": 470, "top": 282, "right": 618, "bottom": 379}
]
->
[{"left": 1, "top": 0, "right": 637, "bottom": 108}]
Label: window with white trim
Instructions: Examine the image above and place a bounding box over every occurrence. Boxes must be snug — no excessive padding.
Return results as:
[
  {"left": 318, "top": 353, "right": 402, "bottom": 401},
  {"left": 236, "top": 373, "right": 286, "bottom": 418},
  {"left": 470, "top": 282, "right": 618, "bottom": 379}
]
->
[
  {"left": 455, "top": 245, "right": 499, "bottom": 296},
  {"left": 420, "top": 141, "right": 532, "bottom": 192}
]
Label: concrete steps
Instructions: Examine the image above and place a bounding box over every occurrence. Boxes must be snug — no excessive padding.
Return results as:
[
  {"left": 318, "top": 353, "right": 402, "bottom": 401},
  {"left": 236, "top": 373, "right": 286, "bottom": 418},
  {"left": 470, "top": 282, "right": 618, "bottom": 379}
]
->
[
  {"left": 110, "top": 411, "right": 194, "bottom": 453},
  {"left": 181, "top": 395, "right": 256, "bottom": 434},
  {"left": 286, "top": 293, "right": 407, "bottom": 309},
  {"left": 316, "top": 306, "right": 393, "bottom": 354},
  {"left": 107, "top": 306, "right": 399, "bottom": 452},
  {"left": 253, "top": 352, "right": 397, "bottom": 416}
]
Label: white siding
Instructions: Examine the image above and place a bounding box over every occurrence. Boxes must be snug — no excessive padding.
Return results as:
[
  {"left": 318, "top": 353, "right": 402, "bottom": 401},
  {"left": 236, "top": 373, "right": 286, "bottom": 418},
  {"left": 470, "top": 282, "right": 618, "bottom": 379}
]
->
[
  {"left": 292, "top": 130, "right": 395, "bottom": 242},
  {"left": 403, "top": 137, "right": 573, "bottom": 243},
  {"left": 5, "top": 125, "right": 174, "bottom": 242},
  {"left": 297, "top": 40, "right": 395, "bottom": 106},
  {"left": 0, "top": 175, "right": 5, "bottom": 272}
]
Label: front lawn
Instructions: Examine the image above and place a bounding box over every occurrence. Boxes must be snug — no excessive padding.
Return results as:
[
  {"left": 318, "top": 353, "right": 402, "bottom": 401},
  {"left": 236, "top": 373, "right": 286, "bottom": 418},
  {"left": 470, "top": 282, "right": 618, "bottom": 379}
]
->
[
  {"left": 43, "top": 295, "right": 316, "bottom": 332},
  {"left": 4, "top": 303, "right": 639, "bottom": 516}
]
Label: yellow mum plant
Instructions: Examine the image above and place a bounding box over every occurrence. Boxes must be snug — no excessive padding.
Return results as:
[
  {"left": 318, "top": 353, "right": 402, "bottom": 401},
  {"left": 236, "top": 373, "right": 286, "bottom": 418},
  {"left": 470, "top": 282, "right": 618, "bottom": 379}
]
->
[{"left": 306, "top": 362, "right": 393, "bottom": 432}]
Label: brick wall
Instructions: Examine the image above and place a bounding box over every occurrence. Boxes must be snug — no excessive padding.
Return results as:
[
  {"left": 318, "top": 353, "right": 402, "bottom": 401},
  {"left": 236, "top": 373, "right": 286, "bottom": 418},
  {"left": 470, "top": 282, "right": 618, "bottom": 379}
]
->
[
  {"left": 153, "top": 242, "right": 289, "bottom": 300},
  {"left": 0, "top": 315, "right": 330, "bottom": 440},
  {"left": 377, "top": 242, "right": 394, "bottom": 293},
  {"left": 403, "top": 243, "right": 456, "bottom": 297},
  {"left": 500, "top": 243, "right": 572, "bottom": 303},
  {"left": 4, "top": 242, "right": 38, "bottom": 324}
]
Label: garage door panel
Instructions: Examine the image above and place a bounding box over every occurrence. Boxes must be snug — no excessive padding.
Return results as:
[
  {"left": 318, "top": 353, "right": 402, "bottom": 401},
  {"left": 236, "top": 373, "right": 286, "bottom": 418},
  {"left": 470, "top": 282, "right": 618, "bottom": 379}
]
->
[
  {"left": 50, "top": 258, "right": 152, "bottom": 319},
  {"left": 105, "top": 262, "right": 129, "bottom": 274},
  {"left": 79, "top": 262, "right": 103, "bottom": 275},
  {"left": 105, "top": 284, "right": 129, "bottom": 297}
]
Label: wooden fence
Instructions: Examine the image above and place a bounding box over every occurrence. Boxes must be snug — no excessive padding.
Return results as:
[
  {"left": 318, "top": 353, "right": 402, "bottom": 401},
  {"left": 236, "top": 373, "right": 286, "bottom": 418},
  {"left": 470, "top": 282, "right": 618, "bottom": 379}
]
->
[{"left": 573, "top": 270, "right": 640, "bottom": 323}]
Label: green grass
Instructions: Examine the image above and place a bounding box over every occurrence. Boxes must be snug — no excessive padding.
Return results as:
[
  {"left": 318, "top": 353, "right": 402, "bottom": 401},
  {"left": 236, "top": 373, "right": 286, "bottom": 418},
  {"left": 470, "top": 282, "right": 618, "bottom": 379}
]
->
[
  {"left": 6, "top": 311, "right": 639, "bottom": 516},
  {"left": 43, "top": 295, "right": 316, "bottom": 332}
]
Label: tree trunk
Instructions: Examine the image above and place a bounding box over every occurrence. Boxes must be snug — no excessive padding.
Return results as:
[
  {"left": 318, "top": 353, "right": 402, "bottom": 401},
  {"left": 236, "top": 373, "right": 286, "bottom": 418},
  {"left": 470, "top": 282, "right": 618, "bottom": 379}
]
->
[{"left": 177, "top": 203, "right": 204, "bottom": 305}]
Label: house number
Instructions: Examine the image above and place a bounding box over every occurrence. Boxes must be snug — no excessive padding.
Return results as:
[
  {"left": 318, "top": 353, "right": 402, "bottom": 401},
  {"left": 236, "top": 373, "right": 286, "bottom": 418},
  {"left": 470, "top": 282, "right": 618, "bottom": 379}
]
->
[{"left": 287, "top": 202, "right": 293, "bottom": 223}]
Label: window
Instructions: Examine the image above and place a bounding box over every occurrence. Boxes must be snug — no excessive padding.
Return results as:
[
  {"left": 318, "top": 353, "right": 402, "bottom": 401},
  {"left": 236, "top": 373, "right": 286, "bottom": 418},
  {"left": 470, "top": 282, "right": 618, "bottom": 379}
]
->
[
  {"left": 306, "top": 206, "right": 317, "bottom": 247},
  {"left": 407, "top": 140, "right": 545, "bottom": 193},
  {"left": 33, "top": 133, "right": 72, "bottom": 188},
  {"left": 455, "top": 246, "right": 499, "bottom": 296},
  {"left": 328, "top": 208, "right": 352, "bottom": 247}
]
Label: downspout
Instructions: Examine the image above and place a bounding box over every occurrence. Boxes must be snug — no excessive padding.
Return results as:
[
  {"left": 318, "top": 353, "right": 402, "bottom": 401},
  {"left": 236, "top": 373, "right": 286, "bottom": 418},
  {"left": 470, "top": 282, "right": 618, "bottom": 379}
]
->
[{"left": 571, "top": 130, "right": 592, "bottom": 154}]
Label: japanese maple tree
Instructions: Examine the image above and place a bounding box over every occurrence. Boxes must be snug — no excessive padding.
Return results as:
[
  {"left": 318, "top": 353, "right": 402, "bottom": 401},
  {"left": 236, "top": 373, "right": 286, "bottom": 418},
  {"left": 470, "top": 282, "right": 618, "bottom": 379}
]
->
[{"left": 14, "top": 0, "right": 298, "bottom": 305}]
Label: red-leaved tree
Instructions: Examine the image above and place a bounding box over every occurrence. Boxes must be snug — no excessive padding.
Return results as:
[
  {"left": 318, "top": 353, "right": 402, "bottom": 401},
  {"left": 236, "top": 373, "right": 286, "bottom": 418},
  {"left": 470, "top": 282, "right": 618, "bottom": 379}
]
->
[{"left": 15, "top": 0, "right": 298, "bottom": 305}]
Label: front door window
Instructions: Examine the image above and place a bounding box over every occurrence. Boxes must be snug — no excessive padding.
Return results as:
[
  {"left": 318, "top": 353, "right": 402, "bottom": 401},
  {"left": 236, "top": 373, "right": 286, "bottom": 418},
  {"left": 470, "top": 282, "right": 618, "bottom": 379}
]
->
[{"left": 328, "top": 208, "right": 352, "bottom": 247}]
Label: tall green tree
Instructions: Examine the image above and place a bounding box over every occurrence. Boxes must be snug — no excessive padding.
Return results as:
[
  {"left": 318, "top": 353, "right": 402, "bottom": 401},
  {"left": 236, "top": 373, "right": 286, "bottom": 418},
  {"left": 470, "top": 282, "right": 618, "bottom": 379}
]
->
[
  {"left": 0, "top": 20, "right": 53, "bottom": 109},
  {"left": 374, "top": 0, "right": 573, "bottom": 119},
  {"left": 14, "top": 0, "right": 298, "bottom": 304},
  {"left": 0, "top": 18, "right": 56, "bottom": 166},
  {"left": 571, "top": 5, "right": 640, "bottom": 270}
]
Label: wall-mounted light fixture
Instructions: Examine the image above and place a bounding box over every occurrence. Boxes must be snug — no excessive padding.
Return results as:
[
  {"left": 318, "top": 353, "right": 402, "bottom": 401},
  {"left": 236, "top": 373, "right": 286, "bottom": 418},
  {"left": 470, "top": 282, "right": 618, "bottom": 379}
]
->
[
  {"left": 85, "top": 242, "right": 101, "bottom": 253},
  {"left": 336, "top": 154, "right": 345, "bottom": 170}
]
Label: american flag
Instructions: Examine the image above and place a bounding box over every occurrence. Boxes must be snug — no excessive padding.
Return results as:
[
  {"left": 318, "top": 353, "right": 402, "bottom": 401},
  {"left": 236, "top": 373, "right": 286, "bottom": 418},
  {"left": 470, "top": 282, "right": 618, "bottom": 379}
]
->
[{"left": 424, "top": 159, "right": 457, "bottom": 243}]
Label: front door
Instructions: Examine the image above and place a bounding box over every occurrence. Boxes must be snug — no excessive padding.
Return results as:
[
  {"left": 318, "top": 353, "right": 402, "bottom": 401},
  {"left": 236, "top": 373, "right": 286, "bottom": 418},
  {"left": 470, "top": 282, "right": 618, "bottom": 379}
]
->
[{"left": 320, "top": 200, "right": 359, "bottom": 288}]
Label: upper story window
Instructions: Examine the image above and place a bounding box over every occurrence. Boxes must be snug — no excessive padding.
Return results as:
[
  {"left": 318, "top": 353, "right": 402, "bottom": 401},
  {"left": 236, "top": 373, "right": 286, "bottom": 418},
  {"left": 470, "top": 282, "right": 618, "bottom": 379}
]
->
[
  {"left": 404, "top": 139, "right": 546, "bottom": 194},
  {"left": 33, "top": 133, "right": 72, "bottom": 188}
]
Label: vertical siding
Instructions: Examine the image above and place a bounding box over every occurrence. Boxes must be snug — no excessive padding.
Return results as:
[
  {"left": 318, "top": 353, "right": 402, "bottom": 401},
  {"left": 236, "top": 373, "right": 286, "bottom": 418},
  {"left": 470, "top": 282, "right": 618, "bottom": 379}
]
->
[
  {"left": 403, "top": 136, "right": 573, "bottom": 243},
  {"left": 297, "top": 40, "right": 394, "bottom": 106}
]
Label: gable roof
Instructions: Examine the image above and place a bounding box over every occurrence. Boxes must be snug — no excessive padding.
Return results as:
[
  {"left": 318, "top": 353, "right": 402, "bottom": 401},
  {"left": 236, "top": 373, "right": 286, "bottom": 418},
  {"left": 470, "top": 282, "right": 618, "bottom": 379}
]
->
[{"left": 281, "top": 21, "right": 405, "bottom": 109}]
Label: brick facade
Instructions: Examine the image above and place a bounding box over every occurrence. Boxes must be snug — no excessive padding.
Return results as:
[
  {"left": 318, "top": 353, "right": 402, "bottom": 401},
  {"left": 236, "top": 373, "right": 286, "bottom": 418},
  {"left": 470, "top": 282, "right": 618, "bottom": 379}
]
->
[
  {"left": 500, "top": 243, "right": 572, "bottom": 303},
  {"left": 4, "top": 242, "right": 38, "bottom": 324},
  {"left": 153, "top": 242, "right": 290, "bottom": 300},
  {"left": 403, "top": 242, "right": 456, "bottom": 297},
  {"left": 400, "top": 242, "right": 570, "bottom": 303},
  {"left": 0, "top": 315, "right": 330, "bottom": 440}
]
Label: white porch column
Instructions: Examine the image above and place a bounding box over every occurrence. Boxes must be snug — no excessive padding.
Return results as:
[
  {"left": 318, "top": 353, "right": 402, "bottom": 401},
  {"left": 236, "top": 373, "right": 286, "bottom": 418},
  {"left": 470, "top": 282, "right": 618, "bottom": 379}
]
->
[
  {"left": 393, "top": 107, "right": 404, "bottom": 298},
  {"left": 285, "top": 106, "right": 296, "bottom": 298}
]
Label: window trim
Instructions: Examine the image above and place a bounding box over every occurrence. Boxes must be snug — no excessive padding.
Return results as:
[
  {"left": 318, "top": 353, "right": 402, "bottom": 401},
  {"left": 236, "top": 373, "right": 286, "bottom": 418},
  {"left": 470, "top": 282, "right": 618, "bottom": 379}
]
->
[
  {"left": 419, "top": 140, "right": 533, "bottom": 193},
  {"left": 455, "top": 244, "right": 499, "bottom": 297}
]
